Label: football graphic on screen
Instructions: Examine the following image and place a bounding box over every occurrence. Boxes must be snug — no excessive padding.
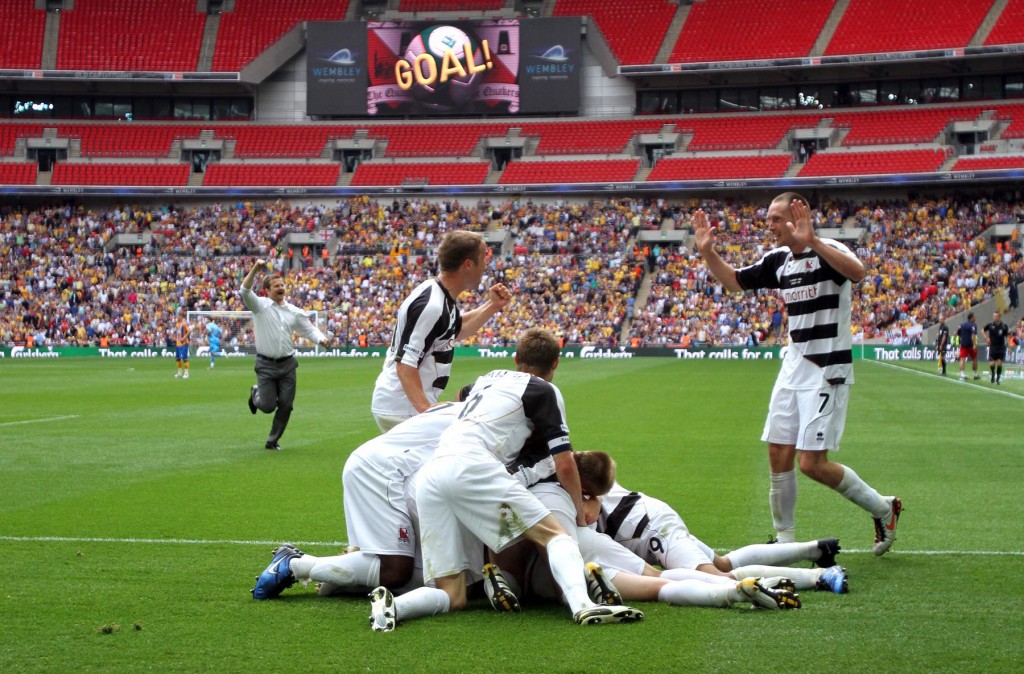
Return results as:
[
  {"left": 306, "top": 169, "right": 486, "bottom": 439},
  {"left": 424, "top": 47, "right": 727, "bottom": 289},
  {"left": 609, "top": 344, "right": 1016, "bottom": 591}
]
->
[{"left": 403, "top": 25, "right": 483, "bottom": 110}]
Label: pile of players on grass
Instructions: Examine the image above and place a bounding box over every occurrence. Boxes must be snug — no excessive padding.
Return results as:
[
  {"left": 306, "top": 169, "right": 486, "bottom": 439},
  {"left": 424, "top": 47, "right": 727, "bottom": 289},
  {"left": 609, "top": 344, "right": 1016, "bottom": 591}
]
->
[{"left": 250, "top": 327, "right": 847, "bottom": 629}]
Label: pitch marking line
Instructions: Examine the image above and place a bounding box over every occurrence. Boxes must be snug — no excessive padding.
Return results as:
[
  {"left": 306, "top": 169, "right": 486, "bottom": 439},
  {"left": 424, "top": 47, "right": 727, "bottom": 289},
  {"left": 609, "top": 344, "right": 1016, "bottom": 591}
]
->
[
  {"left": 864, "top": 359, "right": 1024, "bottom": 401},
  {"left": 0, "top": 535, "right": 1020, "bottom": 556},
  {"left": 0, "top": 415, "right": 80, "bottom": 427}
]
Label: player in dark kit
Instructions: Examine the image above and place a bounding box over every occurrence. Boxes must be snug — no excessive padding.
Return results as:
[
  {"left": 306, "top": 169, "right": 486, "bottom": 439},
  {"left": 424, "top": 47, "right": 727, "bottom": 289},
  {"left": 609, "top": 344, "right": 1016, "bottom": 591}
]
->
[
  {"left": 957, "top": 312, "right": 979, "bottom": 381},
  {"left": 935, "top": 319, "right": 950, "bottom": 376},
  {"left": 983, "top": 311, "right": 1010, "bottom": 384}
]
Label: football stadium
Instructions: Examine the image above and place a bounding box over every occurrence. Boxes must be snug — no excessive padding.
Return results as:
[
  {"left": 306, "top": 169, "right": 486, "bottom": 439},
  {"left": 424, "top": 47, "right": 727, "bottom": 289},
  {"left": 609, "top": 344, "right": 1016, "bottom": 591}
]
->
[{"left": 2, "top": 1, "right": 1023, "bottom": 671}]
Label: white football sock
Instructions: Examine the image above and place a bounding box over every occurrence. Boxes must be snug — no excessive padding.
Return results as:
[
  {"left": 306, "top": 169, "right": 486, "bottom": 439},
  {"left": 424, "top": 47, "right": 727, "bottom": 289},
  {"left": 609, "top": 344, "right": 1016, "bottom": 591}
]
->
[
  {"left": 658, "top": 580, "right": 734, "bottom": 607},
  {"left": 546, "top": 534, "right": 593, "bottom": 613},
  {"left": 836, "top": 465, "right": 889, "bottom": 518},
  {"left": 730, "top": 565, "right": 821, "bottom": 590},
  {"left": 659, "top": 568, "right": 733, "bottom": 585},
  {"left": 725, "top": 540, "right": 817, "bottom": 567},
  {"left": 769, "top": 470, "right": 797, "bottom": 542},
  {"left": 394, "top": 586, "right": 450, "bottom": 623},
  {"left": 293, "top": 552, "right": 381, "bottom": 590}
]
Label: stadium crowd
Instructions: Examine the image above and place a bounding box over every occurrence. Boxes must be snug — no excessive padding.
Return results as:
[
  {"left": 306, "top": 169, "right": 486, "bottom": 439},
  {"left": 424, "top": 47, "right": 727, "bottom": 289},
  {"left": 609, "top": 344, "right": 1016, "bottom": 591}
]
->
[{"left": 2, "top": 195, "right": 1021, "bottom": 349}]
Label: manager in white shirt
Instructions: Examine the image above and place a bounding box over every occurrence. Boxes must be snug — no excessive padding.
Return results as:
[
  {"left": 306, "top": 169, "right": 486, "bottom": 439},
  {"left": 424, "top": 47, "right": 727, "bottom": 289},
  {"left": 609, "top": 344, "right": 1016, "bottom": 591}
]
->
[{"left": 242, "top": 258, "right": 329, "bottom": 450}]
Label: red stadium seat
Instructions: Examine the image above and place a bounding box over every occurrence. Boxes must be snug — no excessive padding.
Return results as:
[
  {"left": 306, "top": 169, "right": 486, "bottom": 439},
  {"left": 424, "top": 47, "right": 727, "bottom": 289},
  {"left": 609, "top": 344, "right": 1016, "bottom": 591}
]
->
[
  {"left": 553, "top": 0, "right": 676, "bottom": 65},
  {"left": 670, "top": 0, "right": 834, "bottom": 63},
  {"left": 371, "top": 123, "right": 511, "bottom": 157},
  {"left": 952, "top": 156, "right": 1024, "bottom": 171},
  {"left": 0, "top": 162, "right": 39, "bottom": 185},
  {"left": 203, "top": 163, "right": 340, "bottom": 186},
  {"left": 214, "top": 125, "right": 356, "bottom": 158},
  {"left": 798, "top": 149, "right": 948, "bottom": 177},
  {"left": 831, "top": 107, "right": 984, "bottom": 146},
  {"left": 522, "top": 120, "right": 665, "bottom": 155},
  {"left": 678, "top": 115, "right": 820, "bottom": 152},
  {"left": 994, "top": 103, "right": 1024, "bottom": 139},
  {"left": 62, "top": 124, "right": 203, "bottom": 158},
  {"left": 647, "top": 155, "right": 792, "bottom": 181},
  {"left": 985, "top": 0, "right": 1024, "bottom": 45},
  {"left": 51, "top": 162, "right": 190, "bottom": 185},
  {"left": 56, "top": 0, "right": 205, "bottom": 71},
  {"left": 825, "top": 0, "right": 989, "bottom": 56},
  {"left": 212, "top": 0, "right": 349, "bottom": 71},
  {"left": 499, "top": 159, "right": 639, "bottom": 183},
  {"left": 0, "top": 124, "right": 45, "bottom": 157},
  {"left": 0, "top": 3, "right": 46, "bottom": 69},
  {"left": 350, "top": 162, "right": 490, "bottom": 185}
]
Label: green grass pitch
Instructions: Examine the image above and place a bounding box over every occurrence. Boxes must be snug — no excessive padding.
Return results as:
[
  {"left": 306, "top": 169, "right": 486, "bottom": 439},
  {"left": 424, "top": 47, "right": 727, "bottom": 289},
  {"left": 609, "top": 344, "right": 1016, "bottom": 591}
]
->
[{"left": 1, "top": 356, "right": 1021, "bottom": 673}]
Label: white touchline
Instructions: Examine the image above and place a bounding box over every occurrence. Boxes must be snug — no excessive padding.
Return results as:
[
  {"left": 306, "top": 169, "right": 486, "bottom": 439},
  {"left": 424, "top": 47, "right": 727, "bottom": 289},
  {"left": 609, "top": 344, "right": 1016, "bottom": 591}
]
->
[
  {"left": 864, "top": 359, "right": 1024, "bottom": 402},
  {"left": 0, "top": 415, "right": 80, "bottom": 427},
  {"left": 0, "top": 535, "right": 1020, "bottom": 556}
]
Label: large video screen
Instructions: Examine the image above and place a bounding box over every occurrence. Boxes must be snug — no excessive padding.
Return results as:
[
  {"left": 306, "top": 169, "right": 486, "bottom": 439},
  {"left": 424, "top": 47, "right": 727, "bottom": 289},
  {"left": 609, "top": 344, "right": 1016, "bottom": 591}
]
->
[{"left": 307, "top": 17, "right": 581, "bottom": 117}]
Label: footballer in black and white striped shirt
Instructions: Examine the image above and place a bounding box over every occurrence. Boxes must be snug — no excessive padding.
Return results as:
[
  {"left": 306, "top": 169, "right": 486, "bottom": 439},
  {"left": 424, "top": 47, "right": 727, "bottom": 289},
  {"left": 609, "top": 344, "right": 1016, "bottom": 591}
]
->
[{"left": 695, "top": 192, "right": 902, "bottom": 557}]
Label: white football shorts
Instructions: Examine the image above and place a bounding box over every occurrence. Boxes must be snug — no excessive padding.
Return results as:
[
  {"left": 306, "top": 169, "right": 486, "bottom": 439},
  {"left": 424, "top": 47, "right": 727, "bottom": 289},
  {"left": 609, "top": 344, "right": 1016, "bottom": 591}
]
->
[
  {"left": 342, "top": 451, "right": 417, "bottom": 557},
  {"left": 761, "top": 382, "right": 850, "bottom": 451},
  {"left": 416, "top": 450, "right": 550, "bottom": 582},
  {"left": 646, "top": 527, "right": 717, "bottom": 570}
]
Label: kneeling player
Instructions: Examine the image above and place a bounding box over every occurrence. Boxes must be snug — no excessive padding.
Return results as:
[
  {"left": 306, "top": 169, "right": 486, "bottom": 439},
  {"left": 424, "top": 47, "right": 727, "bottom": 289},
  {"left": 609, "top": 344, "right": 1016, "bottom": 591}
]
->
[{"left": 250, "top": 402, "right": 465, "bottom": 600}]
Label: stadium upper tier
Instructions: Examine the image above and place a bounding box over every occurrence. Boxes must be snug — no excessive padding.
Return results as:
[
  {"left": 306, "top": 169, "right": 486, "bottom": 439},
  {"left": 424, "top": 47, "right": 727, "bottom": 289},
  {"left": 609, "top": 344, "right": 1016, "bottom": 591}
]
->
[
  {"left": 212, "top": 0, "right": 349, "bottom": 72},
  {"left": 2, "top": 103, "right": 1023, "bottom": 185},
  {"left": 55, "top": 0, "right": 205, "bottom": 71},
  {"left": 823, "top": 0, "right": 990, "bottom": 56},
  {"left": 1, "top": 0, "right": 1022, "bottom": 71},
  {"left": 668, "top": 0, "right": 835, "bottom": 64},
  {"left": 0, "top": 2, "right": 46, "bottom": 69}
]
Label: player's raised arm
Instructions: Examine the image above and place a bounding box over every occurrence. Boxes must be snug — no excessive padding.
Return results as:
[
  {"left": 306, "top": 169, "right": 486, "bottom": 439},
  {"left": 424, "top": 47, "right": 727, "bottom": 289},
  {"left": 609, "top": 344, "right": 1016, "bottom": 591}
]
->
[{"left": 693, "top": 208, "right": 743, "bottom": 293}]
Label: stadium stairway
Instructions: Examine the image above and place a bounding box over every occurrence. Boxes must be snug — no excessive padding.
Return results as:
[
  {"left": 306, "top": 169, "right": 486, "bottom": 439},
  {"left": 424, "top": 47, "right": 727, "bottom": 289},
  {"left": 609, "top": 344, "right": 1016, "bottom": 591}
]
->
[
  {"left": 197, "top": 11, "right": 221, "bottom": 71},
  {"left": 42, "top": 8, "right": 60, "bottom": 69},
  {"left": 938, "top": 154, "right": 958, "bottom": 171},
  {"left": 971, "top": 0, "right": 1011, "bottom": 46},
  {"left": 811, "top": 0, "right": 851, "bottom": 56},
  {"left": 654, "top": 2, "right": 689, "bottom": 63}
]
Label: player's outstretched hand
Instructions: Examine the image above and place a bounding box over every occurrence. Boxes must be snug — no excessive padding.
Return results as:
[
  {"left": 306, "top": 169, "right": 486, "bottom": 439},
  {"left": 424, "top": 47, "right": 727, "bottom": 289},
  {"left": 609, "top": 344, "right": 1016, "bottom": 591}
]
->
[
  {"left": 489, "top": 283, "right": 513, "bottom": 309},
  {"left": 785, "top": 198, "right": 816, "bottom": 248},
  {"left": 692, "top": 208, "right": 716, "bottom": 255}
]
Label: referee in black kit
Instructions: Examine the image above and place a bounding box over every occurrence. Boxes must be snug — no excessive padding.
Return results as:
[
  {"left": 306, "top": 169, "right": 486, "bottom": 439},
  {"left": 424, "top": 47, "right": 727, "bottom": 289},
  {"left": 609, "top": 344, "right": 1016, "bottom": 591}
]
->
[{"left": 241, "top": 258, "right": 331, "bottom": 450}]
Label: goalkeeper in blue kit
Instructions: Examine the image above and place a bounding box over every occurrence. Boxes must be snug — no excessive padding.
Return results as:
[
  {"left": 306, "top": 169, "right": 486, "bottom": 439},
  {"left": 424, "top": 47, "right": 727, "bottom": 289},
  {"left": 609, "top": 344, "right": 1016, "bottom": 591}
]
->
[{"left": 206, "top": 320, "right": 223, "bottom": 368}]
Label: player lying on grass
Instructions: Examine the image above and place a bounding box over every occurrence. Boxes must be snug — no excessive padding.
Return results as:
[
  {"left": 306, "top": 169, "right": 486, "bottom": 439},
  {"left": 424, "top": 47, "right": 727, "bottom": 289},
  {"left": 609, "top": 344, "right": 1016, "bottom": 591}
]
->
[
  {"left": 501, "top": 478, "right": 804, "bottom": 612},
  {"left": 596, "top": 482, "right": 848, "bottom": 594},
  {"left": 479, "top": 467, "right": 798, "bottom": 610},
  {"left": 483, "top": 456, "right": 845, "bottom": 614},
  {"left": 506, "top": 451, "right": 848, "bottom": 595}
]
